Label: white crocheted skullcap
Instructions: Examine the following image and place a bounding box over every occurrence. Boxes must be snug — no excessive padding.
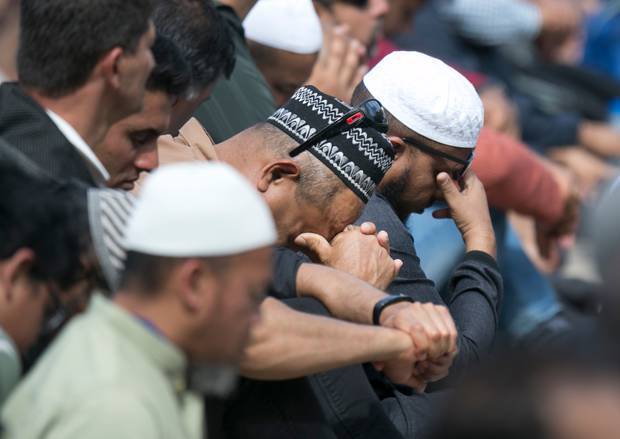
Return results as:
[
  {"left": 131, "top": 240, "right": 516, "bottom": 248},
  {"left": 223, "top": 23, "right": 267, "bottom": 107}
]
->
[
  {"left": 363, "top": 51, "right": 484, "bottom": 148},
  {"left": 243, "top": 0, "right": 323, "bottom": 54},
  {"left": 124, "top": 162, "right": 276, "bottom": 257}
]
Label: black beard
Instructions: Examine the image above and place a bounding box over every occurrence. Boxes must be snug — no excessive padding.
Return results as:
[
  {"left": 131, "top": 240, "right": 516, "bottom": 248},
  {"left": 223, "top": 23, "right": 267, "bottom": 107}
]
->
[{"left": 379, "top": 169, "right": 409, "bottom": 212}]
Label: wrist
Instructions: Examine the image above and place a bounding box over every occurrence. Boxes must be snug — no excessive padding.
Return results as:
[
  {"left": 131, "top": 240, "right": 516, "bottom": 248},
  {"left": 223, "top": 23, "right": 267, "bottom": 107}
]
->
[
  {"left": 371, "top": 326, "right": 413, "bottom": 360},
  {"left": 377, "top": 299, "right": 413, "bottom": 326},
  {"left": 463, "top": 231, "right": 497, "bottom": 258}
]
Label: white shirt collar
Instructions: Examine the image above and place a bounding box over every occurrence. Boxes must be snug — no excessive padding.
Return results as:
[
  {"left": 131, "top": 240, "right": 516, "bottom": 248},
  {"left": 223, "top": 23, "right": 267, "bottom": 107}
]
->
[
  {"left": 0, "top": 326, "right": 19, "bottom": 366},
  {"left": 45, "top": 109, "right": 110, "bottom": 183}
]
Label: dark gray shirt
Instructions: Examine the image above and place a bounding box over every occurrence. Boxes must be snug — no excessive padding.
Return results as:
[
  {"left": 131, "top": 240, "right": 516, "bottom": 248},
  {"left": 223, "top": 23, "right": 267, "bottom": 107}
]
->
[
  {"left": 271, "top": 193, "right": 502, "bottom": 378},
  {"left": 359, "top": 193, "right": 502, "bottom": 376}
]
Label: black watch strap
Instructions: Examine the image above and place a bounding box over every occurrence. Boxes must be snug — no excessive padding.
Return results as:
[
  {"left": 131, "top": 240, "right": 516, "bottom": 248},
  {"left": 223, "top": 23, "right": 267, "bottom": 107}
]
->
[{"left": 372, "top": 294, "right": 414, "bottom": 325}]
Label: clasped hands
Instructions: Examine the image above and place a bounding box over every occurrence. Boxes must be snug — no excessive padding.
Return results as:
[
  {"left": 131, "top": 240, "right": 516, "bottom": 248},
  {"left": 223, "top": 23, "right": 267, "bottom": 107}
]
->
[
  {"left": 375, "top": 301, "right": 458, "bottom": 393},
  {"left": 295, "top": 222, "right": 457, "bottom": 392}
]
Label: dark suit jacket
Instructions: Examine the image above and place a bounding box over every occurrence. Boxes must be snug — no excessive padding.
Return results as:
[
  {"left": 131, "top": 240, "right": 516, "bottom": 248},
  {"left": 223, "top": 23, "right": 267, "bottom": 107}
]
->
[{"left": 0, "top": 82, "right": 96, "bottom": 186}]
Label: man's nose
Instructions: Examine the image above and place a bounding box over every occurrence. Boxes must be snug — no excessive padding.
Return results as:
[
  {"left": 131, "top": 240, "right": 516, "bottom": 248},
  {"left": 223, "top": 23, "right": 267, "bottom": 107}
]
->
[{"left": 135, "top": 146, "right": 159, "bottom": 172}]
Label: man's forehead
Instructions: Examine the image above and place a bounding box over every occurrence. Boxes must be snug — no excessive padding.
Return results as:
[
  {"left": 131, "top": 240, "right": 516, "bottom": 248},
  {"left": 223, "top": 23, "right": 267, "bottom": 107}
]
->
[{"left": 125, "top": 92, "right": 172, "bottom": 131}]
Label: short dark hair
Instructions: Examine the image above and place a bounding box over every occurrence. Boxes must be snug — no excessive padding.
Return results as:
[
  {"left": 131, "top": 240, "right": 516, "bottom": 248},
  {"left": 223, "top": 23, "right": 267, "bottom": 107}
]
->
[
  {"left": 152, "top": 0, "right": 236, "bottom": 92},
  {"left": 146, "top": 35, "right": 192, "bottom": 98},
  {"left": 18, "top": 0, "right": 154, "bottom": 97},
  {"left": 119, "top": 251, "right": 232, "bottom": 294},
  {"left": 0, "top": 162, "right": 86, "bottom": 289},
  {"left": 119, "top": 252, "right": 182, "bottom": 293},
  {"left": 254, "top": 123, "right": 344, "bottom": 206}
]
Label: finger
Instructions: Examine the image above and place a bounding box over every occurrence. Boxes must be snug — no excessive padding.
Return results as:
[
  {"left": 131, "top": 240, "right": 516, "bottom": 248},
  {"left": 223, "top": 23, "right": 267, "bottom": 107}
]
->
[
  {"left": 430, "top": 305, "right": 453, "bottom": 355},
  {"left": 422, "top": 304, "right": 451, "bottom": 357},
  {"left": 402, "top": 306, "right": 436, "bottom": 359},
  {"left": 432, "top": 208, "right": 452, "bottom": 219},
  {"left": 407, "top": 324, "right": 430, "bottom": 362},
  {"left": 437, "top": 172, "right": 460, "bottom": 204},
  {"left": 325, "top": 28, "right": 347, "bottom": 76},
  {"left": 359, "top": 222, "right": 377, "bottom": 235},
  {"left": 317, "top": 23, "right": 345, "bottom": 68},
  {"left": 420, "top": 361, "right": 451, "bottom": 383},
  {"left": 437, "top": 306, "right": 458, "bottom": 354},
  {"left": 414, "top": 360, "right": 430, "bottom": 375},
  {"left": 415, "top": 305, "right": 444, "bottom": 359},
  {"left": 315, "top": 26, "right": 333, "bottom": 68},
  {"left": 339, "top": 38, "right": 363, "bottom": 86},
  {"left": 393, "top": 259, "right": 403, "bottom": 277},
  {"left": 377, "top": 230, "right": 390, "bottom": 251},
  {"left": 294, "top": 233, "right": 332, "bottom": 262}
]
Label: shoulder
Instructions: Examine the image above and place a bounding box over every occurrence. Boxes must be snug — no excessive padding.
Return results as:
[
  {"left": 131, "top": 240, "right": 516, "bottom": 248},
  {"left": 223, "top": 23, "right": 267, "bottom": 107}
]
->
[
  {"left": 358, "top": 195, "right": 412, "bottom": 244},
  {"left": 31, "top": 387, "right": 160, "bottom": 439}
]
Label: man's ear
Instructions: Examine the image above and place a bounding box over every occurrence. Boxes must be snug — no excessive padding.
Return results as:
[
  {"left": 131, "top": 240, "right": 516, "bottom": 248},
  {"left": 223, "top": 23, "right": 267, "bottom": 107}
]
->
[
  {"left": 177, "top": 259, "right": 218, "bottom": 315},
  {"left": 98, "top": 47, "right": 125, "bottom": 90},
  {"left": 0, "top": 248, "right": 35, "bottom": 301},
  {"left": 388, "top": 136, "right": 408, "bottom": 160},
  {"left": 256, "top": 160, "right": 301, "bottom": 193}
]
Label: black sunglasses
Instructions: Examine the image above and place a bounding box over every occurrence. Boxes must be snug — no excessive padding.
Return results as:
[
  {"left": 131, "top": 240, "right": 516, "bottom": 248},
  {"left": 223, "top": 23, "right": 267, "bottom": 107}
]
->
[
  {"left": 289, "top": 99, "right": 389, "bottom": 158},
  {"left": 402, "top": 136, "right": 473, "bottom": 180}
]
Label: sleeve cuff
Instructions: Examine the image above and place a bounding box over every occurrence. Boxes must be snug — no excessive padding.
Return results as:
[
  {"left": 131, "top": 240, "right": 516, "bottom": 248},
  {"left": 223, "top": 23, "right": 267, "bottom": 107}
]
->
[{"left": 464, "top": 250, "right": 499, "bottom": 271}]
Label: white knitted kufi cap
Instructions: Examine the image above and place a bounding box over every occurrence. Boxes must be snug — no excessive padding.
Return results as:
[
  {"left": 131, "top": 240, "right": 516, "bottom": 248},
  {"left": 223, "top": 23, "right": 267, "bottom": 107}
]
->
[
  {"left": 363, "top": 51, "right": 484, "bottom": 148},
  {"left": 124, "top": 162, "right": 277, "bottom": 257},
  {"left": 243, "top": 0, "right": 323, "bottom": 54}
]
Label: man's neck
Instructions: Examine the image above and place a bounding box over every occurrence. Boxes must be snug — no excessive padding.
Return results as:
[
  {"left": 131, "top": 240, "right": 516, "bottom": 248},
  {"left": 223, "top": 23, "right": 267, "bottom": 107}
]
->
[
  {"left": 28, "top": 86, "right": 111, "bottom": 147},
  {"left": 381, "top": 193, "right": 409, "bottom": 222},
  {"left": 217, "top": 0, "right": 258, "bottom": 20},
  {"left": 114, "top": 291, "right": 185, "bottom": 350}
]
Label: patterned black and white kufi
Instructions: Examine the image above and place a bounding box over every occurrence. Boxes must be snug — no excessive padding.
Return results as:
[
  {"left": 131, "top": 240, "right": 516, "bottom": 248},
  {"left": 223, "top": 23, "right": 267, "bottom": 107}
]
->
[{"left": 267, "top": 86, "right": 394, "bottom": 202}]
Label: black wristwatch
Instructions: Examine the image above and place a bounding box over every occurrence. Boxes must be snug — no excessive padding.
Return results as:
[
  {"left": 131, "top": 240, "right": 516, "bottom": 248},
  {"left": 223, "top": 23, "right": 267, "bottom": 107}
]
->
[{"left": 372, "top": 294, "right": 415, "bottom": 325}]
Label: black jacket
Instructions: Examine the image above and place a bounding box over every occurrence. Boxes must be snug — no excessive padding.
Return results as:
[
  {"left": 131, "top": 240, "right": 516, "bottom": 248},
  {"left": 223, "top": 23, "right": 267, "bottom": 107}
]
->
[{"left": 0, "top": 82, "right": 96, "bottom": 186}]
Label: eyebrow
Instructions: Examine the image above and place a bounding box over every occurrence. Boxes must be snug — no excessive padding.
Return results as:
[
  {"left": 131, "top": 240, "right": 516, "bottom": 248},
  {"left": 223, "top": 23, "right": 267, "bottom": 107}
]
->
[{"left": 131, "top": 128, "right": 161, "bottom": 139}]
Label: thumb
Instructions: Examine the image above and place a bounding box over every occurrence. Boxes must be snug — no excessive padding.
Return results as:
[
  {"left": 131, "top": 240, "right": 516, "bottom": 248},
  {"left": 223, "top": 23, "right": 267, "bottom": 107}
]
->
[
  {"left": 294, "top": 233, "right": 333, "bottom": 262},
  {"left": 436, "top": 172, "right": 459, "bottom": 200},
  {"left": 394, "top": 259, "right": 403, "bottom": 276}
]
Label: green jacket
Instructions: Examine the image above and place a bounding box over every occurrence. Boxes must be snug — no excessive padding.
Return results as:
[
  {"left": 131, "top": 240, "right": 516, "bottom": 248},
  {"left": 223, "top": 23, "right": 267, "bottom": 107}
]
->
[
  {"left": 193, "top": 5, "right": 276, "bottom": 143},
  {"left": 1, "top": 295, "right": 203, "bottom": 439}
]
